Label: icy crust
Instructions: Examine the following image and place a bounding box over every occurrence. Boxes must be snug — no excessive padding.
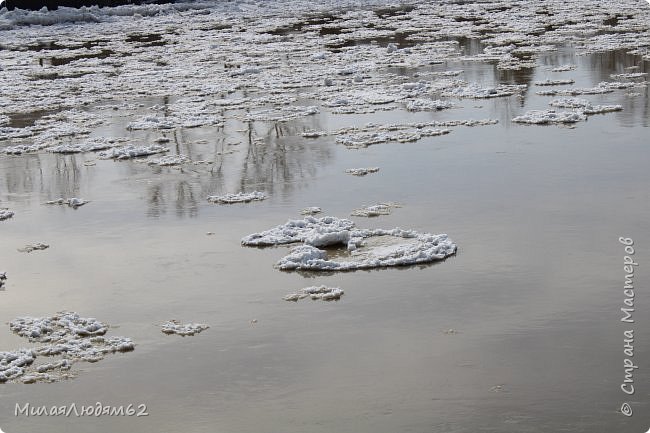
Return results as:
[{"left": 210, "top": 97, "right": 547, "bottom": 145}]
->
[
  {"left": 47, "top": 137, "right": 130, "bottom": 154},
  {"left": 45, "top": 197, "right": 88, "bottom": 208},
  {"left": 242, "top": 216, "right": 456, "bottom": 271},
  {"left": 534, "top": 79, "right": 575, "bottom": 86},
  {"left": 283, "top": 286, "right": 344, "bottom": 302},
  {"left": 207, "top": 191, "right": 267, "bottom": 204},
  {"left": 345, "top": 167, "right": 379, "bottom": 176},
  {"left": 0, "top": 209, "right": 14, "bottom": 221},
  {"left": 161, "top": 320, "right": 209, "bottom": 337},
  {"left": 548, "top": 98, "right": 623, "bottom": 114},
  {"left": 512, "top": 110, "right": 586, "bottom": 124},
  {"left": 300, "top": 207, "right": 322, "bottom": 215},
  {"left": 405, "top": 99, "right": 453, "bottom": 111},
  {"left": 351, "top": 203, "right": 400, "bottom": 217},
  {"left": 98, "top": 145, "right": 169, "bottom": 160},
  {"left": 18, "top": 243, "right": 49, "bottom": 253},
  {"left": 3, "top": 312, "right": 134, "bottom": 383},
  {"left": 242, "top": 216, "right": 356, "bottom": 247},
  {"left": 276, "top": 231, "right": 456, "bottom": 271}
]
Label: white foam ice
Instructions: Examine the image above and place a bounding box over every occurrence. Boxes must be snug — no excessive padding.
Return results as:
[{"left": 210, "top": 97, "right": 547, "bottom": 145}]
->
[
  {"left": 98, "top": 145, "right": 169, "bottom": 160},
  {"left": 405, "top": 99, "right": 453, "bottom": 111},
  {"left": 350, "top": 202, "right": 400, "bottom": 217},
  {"left": 241, "top": 216, "right": 356, "bottom": 247},
  {"left": 3, "top": 312, "right": 134, "bottom": 383},
  {"left": 534, "top": 79, "right": 575, "bottom": 86},
  {"left": 45, "top": 197, "right": 88, "bottom": 208},
  {"left": 276, "top": 230, "right": 456, "bottom": 271},
  {"left": 283, "top": 285, "right": 344, "bottom": 302},
  {"left": 207, "top": 191, "right": 267, "bottom": 204},
  {"left": 18, "top": 243, "right": 49, "bottom": 253},
  {"left": 512, "top": 110, "right": 587, "bottom": 124},
  {"left": 161, "top": 320, "right": 209, "bottom": 336},
  {"left": 345, "top": 167, "right": 379, "bottom": 176},
  {"left": 0, "top": 209, "right": 14, "bottom": 221},
  {"left": 300, "top": 207, "right": 322, "bottom": 215},
  {"left": 548, "top": 98, "right": 622, "bottom": 114}
]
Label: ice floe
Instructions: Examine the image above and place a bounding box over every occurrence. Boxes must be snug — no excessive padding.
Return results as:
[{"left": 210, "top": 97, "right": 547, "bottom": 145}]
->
[
  {"left": 0, "top": 209, "right": 14, "bottom": 221},
  {"left": 351, "top": 202, "right": 400, "bottom": 217},
  {"left": 146, "top": 154, "right": 191, "bottom": 166},
  {"left": 18, "top": 243, "right": 49, "bottom": 253},
  {"left": 161, "top": 320, "right": 209, "bottom": 337},
  {"left": 534, "top": 79, "right": 575, "bottom": 86},
  {"left": 45, "top": 197, "right": 88, "bottom": 208},
  {"left": 0, "top": 272, "right": 6, "bottom": 290},
  {"left": 98, "top": 145, "right": 169, "bottom": 160},
  {"left": 345, "top": 167, "right": 379, "bottom": 176},
  {"left": 301, "top": 207, "right": 323, "bottom": 215},
  {"left": 3, "top": 312, "right": 134, "bottom": 383},
  {"left": 512, "top": 110, "right": 587, "bottom": 124},
  {"left": 207, "top": 191, "right": 267, "bottom": 204},
  {"left": 548, "top": 98, "right": 622, "bottom": 114},
  {"left": 242, "top": 216, "right": 456, "bottom": 271},
  {"left": 283, "top": 285, "right": 344, "bottom": 302},
  {"left": 405, "top": 99, "right": 453, "bottom": 111}
]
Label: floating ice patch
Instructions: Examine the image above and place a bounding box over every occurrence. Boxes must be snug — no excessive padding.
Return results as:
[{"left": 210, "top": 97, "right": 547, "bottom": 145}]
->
[
  {"left": 161, "top": 320, "right": 209, "bottom": 337},
  {"left": 548, "top": 98, "right": 622, "bottom": 114},
  {"left": 512, "top": 110, "right": 586, "bottom": 124},
  {"left": 0, "top": 272, "right": 6, "bottom": 290},
  {"left": 283, "top": 285, "right": 344, "bottom": 302},
  {"left": 98, "top": 145, "right": 169, "bottom": 160},
  {"left": 0, "top": 209, "right": 14, "bottom": 221},
  {"left": 207, "top": 191, "right": 267, "bottom": 204},
  {"left": 45, "top": 198, "right": 88, "bottom": 208},
  {"left": 405, "top": 99, "right": 453, "bottom": 111},
  {"left": 18, "top": 243, "right": 49, "bottom": 253},
  {"left": 147, "top": 154, "right": 191, "bottom": 166},
  {"left": 534, "top": 79, "right": 575, "bottom": 86},
  {"left": 276, "top": 230, "right": 456, "bottom": 271},
  {"left": 345, "top": 167, "right": 379, "bottom": 176},
  {"left": 301, "top": 130, "right": 327, "bottom": 138},
  {"left": 351, "top": 203, "right": 400, "bottom": 217},
  {"left": 4, "top": 312, "right": 134, "bottom": 384},
  {"left": 300, "top": 207, "right": 322, "bottom": 215},
  {"left": 241, "top": 216, "right": 356, "bottom": 247},
  {"left": 442, "top": 84, "right": 525, "bottom": 99},
  {"left": 48, "top": 137, "right": 129, "bottom": 154},
  {"left": 551, "top": 65, "right": 577, "bottom": 72},
  {"left": 610, "top": 72, "right": 647, "bottom": 79}
]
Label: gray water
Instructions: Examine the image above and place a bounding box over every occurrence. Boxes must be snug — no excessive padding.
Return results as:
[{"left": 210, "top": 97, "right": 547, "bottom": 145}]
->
[{"left": 1, "top": 44, "right": 649, "bottom": 432}]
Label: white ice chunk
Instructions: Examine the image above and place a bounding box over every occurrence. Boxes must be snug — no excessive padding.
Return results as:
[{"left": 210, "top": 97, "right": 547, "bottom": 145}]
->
[{"left": 207, "top": 191, "right": 267, "bottom": 204}]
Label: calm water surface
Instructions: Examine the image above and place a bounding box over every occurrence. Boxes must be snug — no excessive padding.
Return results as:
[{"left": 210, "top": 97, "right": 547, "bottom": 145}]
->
[{"left": 1, "top": 44, "right": 649, "bottom": 432}]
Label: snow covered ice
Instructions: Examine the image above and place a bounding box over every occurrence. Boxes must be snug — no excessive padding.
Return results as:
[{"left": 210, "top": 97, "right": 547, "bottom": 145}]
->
[
  {"left": 283, "top": 286, "right": 344, "bottom": 302},
  {"left": 345, "top": 167, "right": 379, "bottom": 176},
  {"left": 207, "top": 192, "right": 267, "bottom": 204},
  {"left": 161, "top": 320, "right": 209, "bottom": 337}
]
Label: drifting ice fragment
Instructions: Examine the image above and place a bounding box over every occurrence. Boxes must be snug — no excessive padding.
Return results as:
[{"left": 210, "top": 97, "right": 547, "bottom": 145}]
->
[
  {"left": 161, "top": 320, "right": 209, "bottom": 336},
  {"left": 284, "top": 286, "right": 344, "bottom": 302},
  {"left": 207, "top": 191, "right": 267, "bottom": 204},
  {"left": 345, "top": 167, "right": 380, "bottom": 176}
]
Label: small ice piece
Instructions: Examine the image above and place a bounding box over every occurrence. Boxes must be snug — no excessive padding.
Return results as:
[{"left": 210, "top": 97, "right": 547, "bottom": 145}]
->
[
  {"left": 512, "top": 110, "right": 586, "bottom": 124},
  {"left": 0, "top": 209, "right": 14, "bottom": 221},
  {"left": 45, "top": 198, "right": 88, "bottom": 208},
  {"left": 610, "top": 72, "right": 647, "bottom": 79},
  {"left": 48, "top": 137, "right": 127, "bottom": 154},
  {"left": 548, "top": 98, "right": 622, "bottom": 114},
  {"left": 161, "top": 320, "right": 209, "bottom": 336},
  {"left": 18, "top": 243, "right": 49, "bottom": 253},
  {"left": 147, "top": 155, "right": 190, "bottom": 166},
  {"left": 98, "top": 145, "right": 169, "bottom": 160},
  {"left": 406, "top": 99, "right": 453, "bottom": 111},
  {"left": 241, "top": 216, "right": 356, "bottom": 247},
  {"left": 534, "top": 79, "right": 575, "bottom": 86},
  {"left": 551, "top": 65, "right": 577, "bottom": 72},
  {"left": 0, "top": 272, "right": 6, "bottom": 290},
  {"left": 301, "top": 130, "right": 327, "bottom": 138},
  {"left": 283, "top": 285, "right": 344, "bottom": 302},
  {"left": 345, "top": 167, "right": 379, "bottom": 176},
  {"left": 207, "top": 191, "right": 267, "bottom": 204},
  {"left": 351, "top": 203, "right": 400, "bottom": 217},
  {"left": 300, "top": 207, "right": 322, "bottom": 215}
]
